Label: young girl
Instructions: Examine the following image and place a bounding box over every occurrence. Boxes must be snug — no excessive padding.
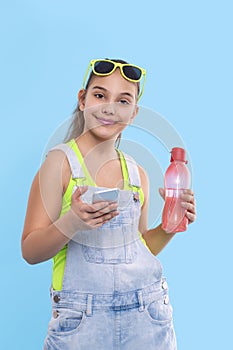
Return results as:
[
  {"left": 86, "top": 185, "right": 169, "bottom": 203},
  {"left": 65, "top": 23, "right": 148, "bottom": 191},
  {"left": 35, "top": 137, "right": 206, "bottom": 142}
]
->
[{"left": 22, "top": 58, "right": 196, "bottom": 350}]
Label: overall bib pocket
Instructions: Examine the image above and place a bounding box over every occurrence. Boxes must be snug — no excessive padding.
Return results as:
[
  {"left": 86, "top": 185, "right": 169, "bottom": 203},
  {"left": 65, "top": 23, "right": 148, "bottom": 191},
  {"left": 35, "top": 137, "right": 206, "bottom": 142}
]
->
[
  {"left": 81, "top": 225, "right": 137, "bottom": 263},
  {"left": 81, "top": 198, "right": 140, "bottom": 264}
]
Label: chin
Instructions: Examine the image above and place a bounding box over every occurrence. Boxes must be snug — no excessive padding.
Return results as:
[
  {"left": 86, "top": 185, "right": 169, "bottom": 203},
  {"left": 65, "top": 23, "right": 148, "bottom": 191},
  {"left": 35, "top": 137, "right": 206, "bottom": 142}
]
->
[
  {"left": 87, "top": 122, "right": 122, "bottom": 137},
  {"left": 93, "top": 130, "right": 119, "bottom": 142}
]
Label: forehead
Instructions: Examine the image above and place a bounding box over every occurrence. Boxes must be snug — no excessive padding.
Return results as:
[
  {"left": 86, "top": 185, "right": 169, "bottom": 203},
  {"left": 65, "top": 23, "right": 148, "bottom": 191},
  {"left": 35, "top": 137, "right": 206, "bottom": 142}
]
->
[{"left": 88, "top": 69, "right": 138, "bottom": 95}]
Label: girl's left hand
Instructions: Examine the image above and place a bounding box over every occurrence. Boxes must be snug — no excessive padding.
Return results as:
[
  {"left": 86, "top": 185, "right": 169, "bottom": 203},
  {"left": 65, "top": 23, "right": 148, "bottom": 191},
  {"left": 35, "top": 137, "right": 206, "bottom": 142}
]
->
[
  {"left": 159, "top": 188, "right": 196, "bottom": 225},
  {"left": 180, "top": 189, "right": 196, "bottom": 224}
]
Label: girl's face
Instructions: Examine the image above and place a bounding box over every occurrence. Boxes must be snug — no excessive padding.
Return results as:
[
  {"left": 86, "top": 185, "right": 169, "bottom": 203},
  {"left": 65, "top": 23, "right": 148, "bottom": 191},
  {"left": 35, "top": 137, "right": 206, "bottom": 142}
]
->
[{"left": 78, "top": 69, "right": 139, "bottom": 142}]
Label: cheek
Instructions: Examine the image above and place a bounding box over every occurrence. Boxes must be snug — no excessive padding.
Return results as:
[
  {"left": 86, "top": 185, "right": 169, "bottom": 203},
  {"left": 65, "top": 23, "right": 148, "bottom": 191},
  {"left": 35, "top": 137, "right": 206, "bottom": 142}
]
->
[
  {"left": 83, "top": 102, "right": 101, "bottom": 115},
  {"left": 82, "top": 93, "right": 102, "bottom": 110},
  {"left": 118, "top": 105, "right": 136, "bottom": 120}
]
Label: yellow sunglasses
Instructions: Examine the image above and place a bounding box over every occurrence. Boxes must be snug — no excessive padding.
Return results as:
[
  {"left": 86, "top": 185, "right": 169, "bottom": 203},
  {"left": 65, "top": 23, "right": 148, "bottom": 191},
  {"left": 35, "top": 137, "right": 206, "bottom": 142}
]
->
[{"left": 82, "top": 59, "right": 146, "bottom": 100}]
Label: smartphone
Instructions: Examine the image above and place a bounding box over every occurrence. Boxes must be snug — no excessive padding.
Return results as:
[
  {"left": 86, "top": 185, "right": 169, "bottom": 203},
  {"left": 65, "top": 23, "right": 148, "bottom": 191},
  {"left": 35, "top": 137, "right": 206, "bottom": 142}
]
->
[{"left": 92, "top": 188, "right": 120, "bottom": 203}]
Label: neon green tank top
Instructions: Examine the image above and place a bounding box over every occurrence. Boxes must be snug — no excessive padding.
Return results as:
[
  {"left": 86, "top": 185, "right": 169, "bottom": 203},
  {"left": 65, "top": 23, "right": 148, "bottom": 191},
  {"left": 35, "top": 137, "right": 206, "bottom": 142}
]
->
[{"left": 52, "top": 139, "right": 146, "bottom": 291}]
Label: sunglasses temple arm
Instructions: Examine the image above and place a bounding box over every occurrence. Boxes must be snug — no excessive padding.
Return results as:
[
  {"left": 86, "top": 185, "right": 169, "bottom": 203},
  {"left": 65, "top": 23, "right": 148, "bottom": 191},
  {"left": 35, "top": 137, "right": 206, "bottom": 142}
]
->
[
  {"left": 137, "top": 73, "right": 146, "bottom": 101},
  {"left": 82, "top": 63, "right": 91, "bottom": 89}
]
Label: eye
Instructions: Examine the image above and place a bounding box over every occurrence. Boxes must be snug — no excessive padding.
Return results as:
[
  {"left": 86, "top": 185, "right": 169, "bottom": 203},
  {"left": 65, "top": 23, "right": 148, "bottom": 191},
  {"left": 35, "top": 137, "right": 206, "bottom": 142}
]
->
[
  {"left": 119, "top": 99, "right": 130, "bottom": 105},
  {"left": 94, "top": 93, "right": 104, "bottom": 99}
]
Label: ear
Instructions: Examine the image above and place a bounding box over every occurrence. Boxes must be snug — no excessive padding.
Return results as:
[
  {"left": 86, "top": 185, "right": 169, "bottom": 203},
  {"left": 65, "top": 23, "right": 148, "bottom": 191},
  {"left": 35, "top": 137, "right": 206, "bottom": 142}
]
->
[{"left": 78, "top": 89, "right": 86, "bottom": 111}]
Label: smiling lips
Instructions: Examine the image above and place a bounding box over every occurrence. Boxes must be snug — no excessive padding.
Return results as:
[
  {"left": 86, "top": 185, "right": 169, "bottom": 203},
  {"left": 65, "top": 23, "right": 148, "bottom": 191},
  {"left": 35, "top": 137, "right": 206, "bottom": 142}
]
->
[{"left": 96, "top": 117, "right": 117, "bottom": 126}]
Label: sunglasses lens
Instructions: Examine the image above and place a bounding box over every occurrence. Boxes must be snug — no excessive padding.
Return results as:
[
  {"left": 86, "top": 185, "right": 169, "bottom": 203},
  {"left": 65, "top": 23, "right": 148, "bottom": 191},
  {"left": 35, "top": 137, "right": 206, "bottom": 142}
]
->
[
  {"left": 94, "top": 61, "right": 115, "bottom": 74},
  {"left": 123, "top": 66, "right": 142, "bottom": 81}
]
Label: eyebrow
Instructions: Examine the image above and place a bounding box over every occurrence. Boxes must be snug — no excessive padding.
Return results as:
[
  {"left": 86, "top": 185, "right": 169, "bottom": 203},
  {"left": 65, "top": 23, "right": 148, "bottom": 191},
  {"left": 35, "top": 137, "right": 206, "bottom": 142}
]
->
[
  {"left": 92, "top": 86, "right": 107, "bottom": 92},
  {"left": 92, "top": 86, "right": 135, "bottom": 99}
]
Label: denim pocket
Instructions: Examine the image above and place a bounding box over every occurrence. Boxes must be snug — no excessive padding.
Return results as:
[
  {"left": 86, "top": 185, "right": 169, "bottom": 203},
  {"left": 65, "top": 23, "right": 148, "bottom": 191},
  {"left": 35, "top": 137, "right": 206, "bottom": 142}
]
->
[
  {"left": 48, "top": 308, "right": 85, "bottom": 336},
  {"left": 82, "top": 244, "right": 137, "bottom": 264},
  {"left": 81, "top": 224, "right": 137, "bottom": 264},
  {"left": 145, "top": 297, "right": 173, "bottom": 325}
]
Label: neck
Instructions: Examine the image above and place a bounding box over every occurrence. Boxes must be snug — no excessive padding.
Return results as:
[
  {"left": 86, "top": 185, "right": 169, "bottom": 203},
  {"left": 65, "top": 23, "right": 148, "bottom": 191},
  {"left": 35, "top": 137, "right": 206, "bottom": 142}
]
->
[
  {"left": 75, "top": 132, "right": 121, "bottom": 185},
  {"left": 75, "top": 132, "right": 118, "bottom": 162}
]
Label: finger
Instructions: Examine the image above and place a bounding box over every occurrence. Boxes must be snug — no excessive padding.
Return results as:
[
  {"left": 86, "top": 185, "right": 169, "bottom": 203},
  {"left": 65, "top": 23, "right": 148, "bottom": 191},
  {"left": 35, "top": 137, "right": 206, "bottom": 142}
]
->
[
  {"left": 182, "top": 189, "right": 195, "bottom": 199},
  {"left": 181, "top": 191, "right": 195, "bottom": 204},
  {"left": 186, "top": 211, "right": 196, "bottom": 223},
  {"left": 183, "top": 189, "right": 194, "bottom": 196},
  {"left": 89, "top": 206, "right": 119, "bottom": 221},
  {"left": 86, "top": 201, "right": 118, "bottom": 214},
  {"left": 158, "top": 187, "right": 165, "bottom": 200},
  {"left": 181, "top": 202, "right": 195, "bottom": 213},
  {"left": 92, "top": 210, "right": 120, "bottom": 227},
  {"left": 103, "top": 211, "right": 119, "bottom": 223},
  {"left": 78, "top": 203, "right": 118, "bottom": 225},
  {"left": 72, "top": 186, "right": 88, "bottom": 201}
]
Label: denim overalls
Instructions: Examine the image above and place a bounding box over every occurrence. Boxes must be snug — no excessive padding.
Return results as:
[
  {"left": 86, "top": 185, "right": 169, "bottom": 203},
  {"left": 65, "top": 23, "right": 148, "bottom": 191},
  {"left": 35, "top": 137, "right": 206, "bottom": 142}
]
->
[{"left": 43, "top": 142, "right": 177, "bottom": 350}]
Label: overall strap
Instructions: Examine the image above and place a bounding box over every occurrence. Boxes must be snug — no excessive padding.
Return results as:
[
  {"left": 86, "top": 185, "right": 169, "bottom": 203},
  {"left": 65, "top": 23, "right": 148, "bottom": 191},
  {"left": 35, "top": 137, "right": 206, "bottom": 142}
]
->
[
  {"left": 49, "top": 143, "right": 85, "bottom": 179},
  {"left": 122, "top": 152, "right": 141, "bottom": 188}
]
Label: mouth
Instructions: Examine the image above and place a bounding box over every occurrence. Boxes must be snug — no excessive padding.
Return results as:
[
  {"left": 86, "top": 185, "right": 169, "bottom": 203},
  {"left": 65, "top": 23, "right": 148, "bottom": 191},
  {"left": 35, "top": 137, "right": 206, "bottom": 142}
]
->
[{"left": 95, "top": 117, "right": 117, "bottom": 126}]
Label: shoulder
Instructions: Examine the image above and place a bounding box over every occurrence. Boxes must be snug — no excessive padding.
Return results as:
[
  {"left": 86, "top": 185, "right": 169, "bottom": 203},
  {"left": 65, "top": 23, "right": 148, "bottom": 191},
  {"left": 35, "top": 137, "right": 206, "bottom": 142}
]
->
[
  {"left": 41, "top": 148, "right": 71, "bottom": 192},
  {"left": 138, "top": 165, "right": 148, "bottom": 182},
  {"left": 138, "top": 165, "right": 149, "bottom": 193},
  {"left": 42, "top": 148, "right": 70, "bottom": 175}
]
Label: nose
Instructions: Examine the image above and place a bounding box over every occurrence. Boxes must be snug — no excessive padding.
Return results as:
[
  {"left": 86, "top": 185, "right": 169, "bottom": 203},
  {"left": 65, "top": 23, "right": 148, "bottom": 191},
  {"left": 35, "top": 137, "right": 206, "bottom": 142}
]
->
[{"left": 101, "top": 103, "right": 116, "bottom": 116}]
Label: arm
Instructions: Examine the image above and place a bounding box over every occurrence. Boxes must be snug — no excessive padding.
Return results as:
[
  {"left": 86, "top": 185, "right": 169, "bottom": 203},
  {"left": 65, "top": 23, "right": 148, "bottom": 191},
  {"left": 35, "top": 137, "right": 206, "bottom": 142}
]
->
[
  {"left": 21, "top": 150, "right": 80, "bottom": 264},
  {"left": 21, "top": 151, "right": 118, "bottom": 264},
  {"left": 138, "top": 166, "right": 196, "bottom": 256}
]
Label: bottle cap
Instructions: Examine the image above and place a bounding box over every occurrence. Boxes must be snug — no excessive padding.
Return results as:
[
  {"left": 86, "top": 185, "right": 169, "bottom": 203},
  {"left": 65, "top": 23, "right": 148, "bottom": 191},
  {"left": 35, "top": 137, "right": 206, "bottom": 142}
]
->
[{"left": 170, "top": 147, "right": 188, "bottom": 163}]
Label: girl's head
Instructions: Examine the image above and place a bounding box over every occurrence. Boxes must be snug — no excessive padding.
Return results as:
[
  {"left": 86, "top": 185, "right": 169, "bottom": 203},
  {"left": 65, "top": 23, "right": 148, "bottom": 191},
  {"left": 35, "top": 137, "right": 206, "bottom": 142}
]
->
[
  {"left": 82, "top": 59, "right": 146, "bottom": 100},
  {"left": 64, "top": 58, "right": 146, "bottom": 145}
]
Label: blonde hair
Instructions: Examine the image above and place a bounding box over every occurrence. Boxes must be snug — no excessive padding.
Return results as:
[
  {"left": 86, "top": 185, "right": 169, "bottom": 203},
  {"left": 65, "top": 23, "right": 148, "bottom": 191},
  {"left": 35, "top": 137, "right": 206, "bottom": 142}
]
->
[{"left": 64, "top": 106, "right": 85, "bottom": 142}]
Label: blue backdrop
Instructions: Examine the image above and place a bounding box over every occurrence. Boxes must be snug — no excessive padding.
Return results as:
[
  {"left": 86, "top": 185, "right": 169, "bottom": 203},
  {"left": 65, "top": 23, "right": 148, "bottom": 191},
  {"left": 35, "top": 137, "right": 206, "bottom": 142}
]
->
[{"left": 1, "top": 1, "right": 232, "bottom": 349}]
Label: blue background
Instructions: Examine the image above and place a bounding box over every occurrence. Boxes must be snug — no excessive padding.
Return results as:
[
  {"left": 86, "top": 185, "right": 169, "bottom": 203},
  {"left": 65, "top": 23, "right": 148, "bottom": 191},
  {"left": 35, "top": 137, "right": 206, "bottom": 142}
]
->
[{"left": 1, "top": 1, "right": 232, "bottom": 349}]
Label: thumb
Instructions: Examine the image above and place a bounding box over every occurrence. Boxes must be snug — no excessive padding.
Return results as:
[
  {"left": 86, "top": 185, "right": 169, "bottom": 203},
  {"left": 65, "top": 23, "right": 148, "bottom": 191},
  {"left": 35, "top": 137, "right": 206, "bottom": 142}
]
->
[
  {"left": 158, "top": 187, "right": 165, "bottom": 200},
  {"left": 72, "top": 186, "right": 88, "bottom": 201}
]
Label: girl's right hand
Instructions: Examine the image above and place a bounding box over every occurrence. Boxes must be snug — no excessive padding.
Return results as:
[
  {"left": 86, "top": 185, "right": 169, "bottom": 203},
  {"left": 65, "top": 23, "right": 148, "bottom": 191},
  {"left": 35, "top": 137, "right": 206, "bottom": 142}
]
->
[{"left": 70, "top": 186, "right": 119, "bottom": 230}]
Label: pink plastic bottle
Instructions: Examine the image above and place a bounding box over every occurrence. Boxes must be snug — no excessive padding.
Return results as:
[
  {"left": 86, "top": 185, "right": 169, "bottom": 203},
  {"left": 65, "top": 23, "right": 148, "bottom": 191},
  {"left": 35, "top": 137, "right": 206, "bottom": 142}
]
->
[{"left": 162, "top": 147, "right": 191, "bottom": 233}]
